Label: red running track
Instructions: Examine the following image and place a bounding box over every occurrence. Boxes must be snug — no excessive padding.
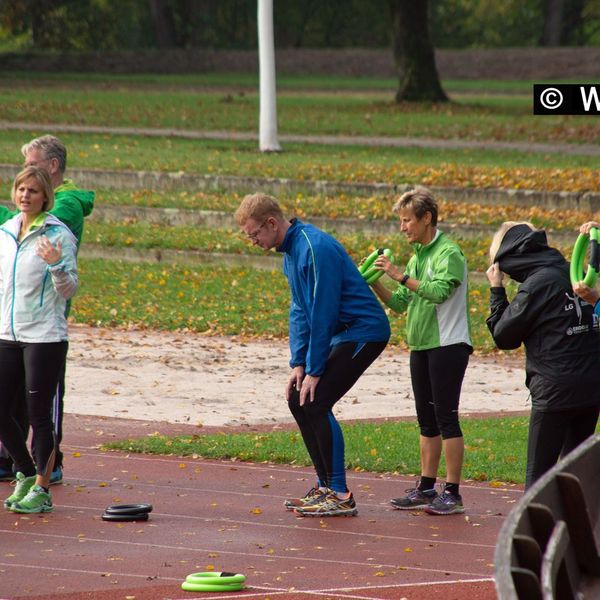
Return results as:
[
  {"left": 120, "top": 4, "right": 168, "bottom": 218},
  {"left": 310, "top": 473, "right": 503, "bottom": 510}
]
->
[{"left": 0, "top": 415, "right": 523, "bottom": 600}]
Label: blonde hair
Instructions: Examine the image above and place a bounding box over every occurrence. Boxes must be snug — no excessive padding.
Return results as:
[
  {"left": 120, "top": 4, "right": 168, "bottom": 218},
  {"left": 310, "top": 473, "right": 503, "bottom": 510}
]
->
[
  {"left": 489, "top": 221, "right": 537, "bottom": 263},
  {"left": 393, "top": 186, "right": 438, "bottom": 226},
  {"left": 12, "top": 166, "right": 55, "bottom": 212},
  {"left": 234, "top": 192, "right": 284, "bottom": 226}
]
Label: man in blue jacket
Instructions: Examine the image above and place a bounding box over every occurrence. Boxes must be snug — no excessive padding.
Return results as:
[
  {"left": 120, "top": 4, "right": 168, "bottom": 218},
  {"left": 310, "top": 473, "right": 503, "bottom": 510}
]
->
[{"left": 235, "top": 193, "right": 390, "bottom": 517}]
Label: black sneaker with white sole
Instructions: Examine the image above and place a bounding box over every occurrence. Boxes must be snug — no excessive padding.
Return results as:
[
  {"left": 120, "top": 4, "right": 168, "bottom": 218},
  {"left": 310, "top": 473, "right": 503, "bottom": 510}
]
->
[{"left": 390, "top": 487, "right": 437, "bottom": 510}]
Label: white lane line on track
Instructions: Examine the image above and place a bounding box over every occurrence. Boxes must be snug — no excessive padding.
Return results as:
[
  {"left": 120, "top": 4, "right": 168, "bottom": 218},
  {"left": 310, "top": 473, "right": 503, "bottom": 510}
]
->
[
  {"left": 61, "top": 477, "right": 506, "bottom": 520},
  {"left": 65, "top": 445, "right": 524, "bottom": 495},
  {"left": 63, "top": 477, "right": 510, "bottom": 522},
  {"left": 0, "top": 529, "right": 491, "bottom": 579},
  {"left": 52, "top": 502, "right": 498, "bottom": 549},
  {"left": 0, "top": 559, "right": 495, "bottom": 600},
  {"left": 176, "top": 578, "right": 496, "bottom": 600},
  {"left": 0, "top": 561, "right": 282, "bottom": 592},
  {"left": 315, "top": 577, "right": 495, "bottom": 592}
]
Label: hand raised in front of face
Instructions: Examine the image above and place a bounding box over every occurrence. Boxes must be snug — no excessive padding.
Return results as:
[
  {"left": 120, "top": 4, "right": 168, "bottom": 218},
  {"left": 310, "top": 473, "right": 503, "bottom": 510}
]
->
[{"left": 486, "top": 262, "right": 504, "bottom": 287}]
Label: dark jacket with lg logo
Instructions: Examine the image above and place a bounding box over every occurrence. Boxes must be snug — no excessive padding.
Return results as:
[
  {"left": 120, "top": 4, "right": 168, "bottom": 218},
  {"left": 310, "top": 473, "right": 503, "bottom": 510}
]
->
[{"left": 486, "top": 225, "right": 600, "bottom": 411}]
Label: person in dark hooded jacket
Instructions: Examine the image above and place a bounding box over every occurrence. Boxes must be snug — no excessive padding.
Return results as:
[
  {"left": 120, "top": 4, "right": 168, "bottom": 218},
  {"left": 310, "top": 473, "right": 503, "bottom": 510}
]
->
[{"left": 486, "top": 221, "right": 600, "bottom": 488}]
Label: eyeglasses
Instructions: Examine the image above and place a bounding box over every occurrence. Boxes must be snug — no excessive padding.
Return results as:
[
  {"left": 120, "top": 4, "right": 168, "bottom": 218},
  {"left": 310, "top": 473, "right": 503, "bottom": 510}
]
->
[{"left": 246, "top": 218, "right": 269, "bottom": 241}]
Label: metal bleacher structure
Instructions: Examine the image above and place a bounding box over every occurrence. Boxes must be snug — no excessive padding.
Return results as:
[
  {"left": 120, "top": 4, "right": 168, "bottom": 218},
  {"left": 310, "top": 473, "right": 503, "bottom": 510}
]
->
[{"left": 495, "top": 434, "right": 600, "bottom": 600}]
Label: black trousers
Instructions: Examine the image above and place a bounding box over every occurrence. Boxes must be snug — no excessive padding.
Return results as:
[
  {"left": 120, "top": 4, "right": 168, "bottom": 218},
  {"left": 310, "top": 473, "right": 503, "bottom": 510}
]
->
[
  {"left": 526, "top": 405, "right": 599, "bottom": 489},
  {"left": 288, "top": 341, "right": 387, "bottom": 494},
  {"left": 0, "top": 339, "right": 68, "bottom": 477},
  {"left": 410, "top": 343, "right": 471, "bottom": 440},
  {"left": 0, "top": 354, "right": 66, "bottom": 470}
]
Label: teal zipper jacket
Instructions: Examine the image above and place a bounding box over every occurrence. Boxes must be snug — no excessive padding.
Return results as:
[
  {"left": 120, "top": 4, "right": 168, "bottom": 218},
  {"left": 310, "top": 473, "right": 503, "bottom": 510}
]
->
[
  {"left": 387, "top": 230, "right": 472, "bottom": 351},
  {"left": 0, "top": 212, "right": 78, "bottom": 343}
]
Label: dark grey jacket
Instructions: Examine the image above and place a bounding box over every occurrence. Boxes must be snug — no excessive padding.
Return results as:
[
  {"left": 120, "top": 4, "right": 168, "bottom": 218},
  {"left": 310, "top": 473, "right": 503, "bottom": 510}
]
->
[{"left": 486, "top": 225, "right": 600, "bottom": 411}]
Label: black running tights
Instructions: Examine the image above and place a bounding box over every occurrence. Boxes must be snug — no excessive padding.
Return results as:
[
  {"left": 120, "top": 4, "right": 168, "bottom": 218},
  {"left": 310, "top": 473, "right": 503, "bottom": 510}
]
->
[
  {"left": 0, "top": 339, "right": 68, "bottom": 477},
  {"left": 525, "top": 405, "right": 599, "bottom": 489}
]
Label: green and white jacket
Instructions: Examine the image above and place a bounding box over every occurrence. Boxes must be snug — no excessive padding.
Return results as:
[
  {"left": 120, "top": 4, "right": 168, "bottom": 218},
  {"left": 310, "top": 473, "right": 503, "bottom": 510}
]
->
[{"left": 387, "top": 230, "right": 472, "bottom": 351}]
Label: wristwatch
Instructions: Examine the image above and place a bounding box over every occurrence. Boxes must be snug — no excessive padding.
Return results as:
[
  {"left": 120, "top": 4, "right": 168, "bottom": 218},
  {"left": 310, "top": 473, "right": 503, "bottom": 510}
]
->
[{"left": 400, "top": 274, "right": 409, "bottom": 286}]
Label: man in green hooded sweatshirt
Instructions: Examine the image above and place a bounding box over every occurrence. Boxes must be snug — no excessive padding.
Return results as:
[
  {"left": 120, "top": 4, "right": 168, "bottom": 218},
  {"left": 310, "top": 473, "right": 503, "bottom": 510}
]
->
[{"left": 0, "top": 135, "right": 95, "bottom": 484}]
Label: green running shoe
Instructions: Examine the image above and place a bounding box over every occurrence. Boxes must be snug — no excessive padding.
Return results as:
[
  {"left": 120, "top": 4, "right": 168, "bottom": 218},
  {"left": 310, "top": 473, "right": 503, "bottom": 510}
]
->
[
  {"left": 3, "top": 472, "right": 36, "bottom": 509},
  {"left": 11, "top": 485, "right": 54, "bottom": 514}
]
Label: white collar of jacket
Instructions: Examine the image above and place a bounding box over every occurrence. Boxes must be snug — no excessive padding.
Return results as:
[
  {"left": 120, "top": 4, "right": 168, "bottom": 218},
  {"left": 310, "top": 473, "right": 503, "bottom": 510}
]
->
[{"left": 2, "top": 212, "right": 77, "bottom": 246}]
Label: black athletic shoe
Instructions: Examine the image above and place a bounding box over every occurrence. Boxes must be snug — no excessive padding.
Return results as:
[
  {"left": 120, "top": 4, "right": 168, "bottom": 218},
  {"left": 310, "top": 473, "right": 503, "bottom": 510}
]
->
[
  {"left": 390, "top": 487, "right": 437, "bottom": 510},
  {"left": 425, "top": 489, "right": 465, "bottom": 515}
]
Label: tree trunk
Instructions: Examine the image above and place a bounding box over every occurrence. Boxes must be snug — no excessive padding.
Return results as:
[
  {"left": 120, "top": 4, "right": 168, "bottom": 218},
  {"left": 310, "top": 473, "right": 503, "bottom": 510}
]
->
[
  {"left": 561, "top": 0, "right": 586, "bottom": 45},
  {"left": 389, "top": 0, "right": 447, "bottom": 103},
  {"left": 540, "top": 0, "right": 564, "bottom": 46},
  {"left": 28, "top": 0, "right": 55, "bottom": 49},
  {"left": 148, "top": 0, "right": 177, "bottom": 48}
]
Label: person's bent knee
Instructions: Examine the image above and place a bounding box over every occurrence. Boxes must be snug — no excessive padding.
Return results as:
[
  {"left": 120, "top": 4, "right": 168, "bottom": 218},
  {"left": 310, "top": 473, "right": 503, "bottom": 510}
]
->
[
  {"left": 302, "top": 399, "right": 330, "bottom": 419},
  {"left": 287, "top": 388, "right": 302, "bottom": 416}
]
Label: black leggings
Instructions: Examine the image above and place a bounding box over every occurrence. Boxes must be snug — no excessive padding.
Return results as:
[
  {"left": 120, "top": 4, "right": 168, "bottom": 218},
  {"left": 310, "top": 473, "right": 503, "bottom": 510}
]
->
[
  {"left": 0, "top": 358, "right": 66, "bottom": 469},
  {"left": 526, "top": 405, "right": 599, "bottom": 489},
  {"left": 288, "top": 341, "right": 387, "bottom": 494},
  {"left": 410, "top": 344, "right": 471, "bottom": 440},
  {"left": 0, "top": 339, "right": 68, "bottom": 478}
]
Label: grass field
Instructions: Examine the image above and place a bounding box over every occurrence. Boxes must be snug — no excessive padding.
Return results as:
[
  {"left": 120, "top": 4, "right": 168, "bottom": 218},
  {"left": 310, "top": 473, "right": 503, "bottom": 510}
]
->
[
  {"left": 106, "top": 415, "right": 531, "bottom": 483},
  {"left": 4, "top": 70, "right": 598, "bottom": 482},
  {"left": 103, "top": 416, "right": 600, "bottom": 485},
  {"left": 0, "top": 130, "right": 597, "bottom": 195},
  {"left": 72, "top": 257, "right": 515, "bottom": 353},
  {"left": 0, "top": 72, "right": 598, "bottom": 145}
]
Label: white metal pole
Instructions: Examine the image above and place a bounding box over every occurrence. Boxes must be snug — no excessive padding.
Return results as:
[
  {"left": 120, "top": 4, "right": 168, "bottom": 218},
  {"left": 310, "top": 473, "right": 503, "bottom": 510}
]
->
[{"left": 258, "top": 0, "right": 281, "bottom": 152}]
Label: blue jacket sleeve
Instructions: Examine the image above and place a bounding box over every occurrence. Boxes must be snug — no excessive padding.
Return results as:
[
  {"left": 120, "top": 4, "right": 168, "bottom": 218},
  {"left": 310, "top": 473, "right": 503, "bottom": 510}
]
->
[
  {"left": 289, "top": 299, "right": 310, "bottom": 368},
  {"left": 304, "top": 242, "right": 343, "bottom": 376}
]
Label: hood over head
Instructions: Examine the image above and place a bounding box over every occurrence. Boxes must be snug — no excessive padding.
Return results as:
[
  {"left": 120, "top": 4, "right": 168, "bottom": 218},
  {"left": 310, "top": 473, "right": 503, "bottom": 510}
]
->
[{"left": 494, "top": 224, "right": 567, "bottom": 282}]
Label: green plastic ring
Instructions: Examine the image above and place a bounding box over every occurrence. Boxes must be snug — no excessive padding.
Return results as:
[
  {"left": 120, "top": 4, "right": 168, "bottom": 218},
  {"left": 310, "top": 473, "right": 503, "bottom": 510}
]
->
[
  {"left": 570, "top": 227, "right": 600, "bottom": 287},
  {"left": 181, "top": 571, "right": 246, "bottom": 592},
  {"left": 185, "top": 572, "right": 246, "bottom": 585},
  {"left": 359, "top": 248, "right": 394, "bottom": 284},
  {"left": 358, "top": 248, "right": 379, "bottom": 274},
  {"left": 181, "top": 581, "right": 244, "bottom": 592}
]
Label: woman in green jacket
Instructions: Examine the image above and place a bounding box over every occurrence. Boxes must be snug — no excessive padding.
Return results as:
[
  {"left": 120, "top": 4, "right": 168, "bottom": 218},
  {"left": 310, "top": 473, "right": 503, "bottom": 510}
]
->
[{"left": 369, "top": 186, "right": 472, "bottom": 515}]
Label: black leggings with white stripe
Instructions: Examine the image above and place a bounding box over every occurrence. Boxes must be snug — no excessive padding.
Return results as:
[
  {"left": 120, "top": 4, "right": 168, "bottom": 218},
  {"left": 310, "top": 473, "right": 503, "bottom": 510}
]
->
[
  {"left": 287, "top": 341, "right": 387, "bottom": 494},
  {"left": 0, "top": 339, "right": 67, "bottom": 478}
]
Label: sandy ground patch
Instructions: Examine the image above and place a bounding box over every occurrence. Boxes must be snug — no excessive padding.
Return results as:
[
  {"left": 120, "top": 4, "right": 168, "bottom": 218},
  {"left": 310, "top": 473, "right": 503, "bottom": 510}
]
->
[{"left": 65, "top": 324, "right": 530, "bottom": 428}]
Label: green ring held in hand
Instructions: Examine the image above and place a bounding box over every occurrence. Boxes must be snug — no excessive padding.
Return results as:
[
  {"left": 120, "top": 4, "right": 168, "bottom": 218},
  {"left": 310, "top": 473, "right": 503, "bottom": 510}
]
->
[
  {"left": 570, "top": 227, "right": 600, "bottom": 287},
  {"left": 181, "top": 571, "right": 246, "bottom": 592},
  {"left": 358, "top": 248, "right": 394, "bottom": 285}
]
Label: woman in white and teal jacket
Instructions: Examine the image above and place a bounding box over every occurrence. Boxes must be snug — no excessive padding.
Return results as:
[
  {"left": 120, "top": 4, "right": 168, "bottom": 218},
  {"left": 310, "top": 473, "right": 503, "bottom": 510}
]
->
[
  {"left": 0, "top": 166, "right": 78, "bottom": 515},
  {"left": 369, "top": 186, "right": 472, "bottom": 516}
]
